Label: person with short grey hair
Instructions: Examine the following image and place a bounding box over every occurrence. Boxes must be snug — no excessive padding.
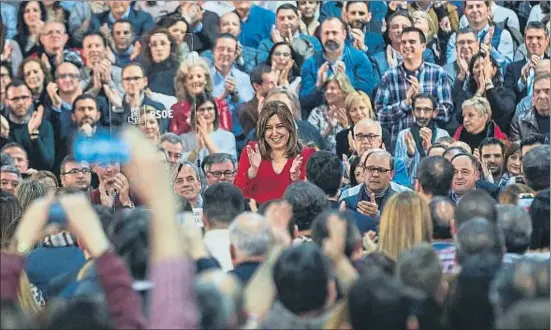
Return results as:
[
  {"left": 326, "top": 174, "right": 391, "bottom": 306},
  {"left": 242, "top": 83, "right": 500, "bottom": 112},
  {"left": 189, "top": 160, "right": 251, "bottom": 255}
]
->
[
  {"left": 497, "top": 205, "right": 533, "bottom": 264},
  {"left": 0, "top": 165, "right": 21, "bottom": 194},
  {"left": 228, "top": 212, "right": 272, "bottom": 285},
  {"left": 159, "top": 133, "right": 185, "bottom": 166},
  {"left": 456, "top": 217, "right": 504, "bottom": 266},
  {"left": 522, "top": 145, "right": 550, "bottom": 192},
  {"left": 201, "top": 153, "right": 237, "bottom": 186}
]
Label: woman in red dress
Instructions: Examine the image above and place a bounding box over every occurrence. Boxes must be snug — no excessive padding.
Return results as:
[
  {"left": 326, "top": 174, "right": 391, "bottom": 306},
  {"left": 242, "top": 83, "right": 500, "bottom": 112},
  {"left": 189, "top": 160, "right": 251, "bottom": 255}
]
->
[{"left": 235, "top": 100, "right": 316, "bottom": 204}]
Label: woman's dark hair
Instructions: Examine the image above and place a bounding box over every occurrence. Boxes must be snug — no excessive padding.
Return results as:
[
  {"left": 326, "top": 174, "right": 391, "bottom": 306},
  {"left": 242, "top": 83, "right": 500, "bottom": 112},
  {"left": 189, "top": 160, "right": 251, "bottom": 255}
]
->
[
  {"left": 1, "top": 300, "right": 36, "bottom": 329},
  {"left": 529, "top": 189, "right": 550, "bottom": 250},
  {"left": 16, "top": 1, "right": 47, "bottom": 37},
  {"left": 467, "top": 53, "right": 503, "bottom": 94},
  {"left": 504, "top": 143, "right": 520, "bottom": 165},
  {"left": 190, "top": 92, "right": 220, "bottom": 131},
  {"left": 40, "top": 297, "right": 113, "bottom": 330},
  {"left": 140, "top": 27, "right": 179, "bottom": 71},
  {"left": 107, "top": 208, "right": 150, "bottom": 281},
  {"left": 157, "top": 14, "right": 189, "bottom": 33},
  {"left": 0, "top": 190, "right": 22, "bottom": 248},
  {"left": 266, "top": 41, "right": 302, "bottom": 77},
  {"left": 349, "top": 155, "right": 362, "bottom": 187}
]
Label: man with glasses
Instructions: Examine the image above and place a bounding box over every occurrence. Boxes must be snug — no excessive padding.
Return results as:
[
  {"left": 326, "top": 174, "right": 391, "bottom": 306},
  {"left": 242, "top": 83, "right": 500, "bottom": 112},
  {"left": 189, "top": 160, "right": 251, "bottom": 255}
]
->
[
  {"left": 59, "top": 155, "right": 92, "bottom": 191},
  {"left": 210, "top": 33, "right": 254, "bottom": 152},
  {"left": 394, "top": 94, "right": 450, "bottom": 186},
  {"left": 342, "top": 150, "right": 398, "bottom": 218},
  {"left": 34, "top": 21, "right": 83, "bottom": 73},
  {"left": 202, "top": 153, "right": 237, "bottom": 186},
  {"left": 3, "top": 80, "right": 55, "bottom": 171},
  {"left": 444, "top": 28, "right": 480, "bottom": 86}
]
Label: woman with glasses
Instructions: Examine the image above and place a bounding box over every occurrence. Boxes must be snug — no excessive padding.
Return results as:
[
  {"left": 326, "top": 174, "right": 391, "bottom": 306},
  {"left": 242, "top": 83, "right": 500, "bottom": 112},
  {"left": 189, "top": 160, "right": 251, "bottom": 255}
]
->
[
  {"left": 308, "top": 73, "right": 356, "bottom": 153},
  {"left": 265, "top": 41, "right": 303, "bottom": 96},
  {"left": 169, "top": 56, "right": 232, "bottom": 135},
  {"left": 17, "top": 58, "right": 52, "bottom": 107},
  {"left": 180, "top": 93, "right": 237, "bottom": 166},
  {"left": 453, "top": 96, "right": 508, "bottom": 152},
  {"left": 235, "top": 100, "right": 316, "bottom": 204},
  {"left": 139, "top": 28, "right": 179, "bottom": 97}
]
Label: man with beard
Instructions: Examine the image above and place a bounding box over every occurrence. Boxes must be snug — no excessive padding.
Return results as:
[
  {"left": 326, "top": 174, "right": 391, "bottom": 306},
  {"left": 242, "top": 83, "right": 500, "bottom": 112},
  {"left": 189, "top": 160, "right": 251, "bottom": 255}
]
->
[
  {"left": 256, "top": 3, "right": 321, "bottom": 64},
  {"left": 109, "top": 19, "right": 141, "bottom": 67},
  {"left": 59, "top": 155, "right": 92, "bottom": 191},
  {"left": 173, "top": 161, "right": 203, "bottom": 208},
  {"left": 90, "top": 161, "right": 134, "bottom": 209},
  {"left": 238, "top": 64, "right": 277, "bottom": 136},
  {"left": 200, "top": 11, "right": 258, "bottom": 74},
  {"left": 300, "top": 17, "right": 377, "bottom": 112},
  {"left": 3, "top": 80, "right": 55, "bottom": 171},
  {"left": 511, "top": 73, "right": 551, "bottom": 141},
  {"left": 342, "top": 1, "right": 385, "bottom": 56},
  {"left": 478, "top": 138, "right": 506, "bottom": 187},
  {"left": 394, "top": 93, "right": 450, "bottom": 185}
]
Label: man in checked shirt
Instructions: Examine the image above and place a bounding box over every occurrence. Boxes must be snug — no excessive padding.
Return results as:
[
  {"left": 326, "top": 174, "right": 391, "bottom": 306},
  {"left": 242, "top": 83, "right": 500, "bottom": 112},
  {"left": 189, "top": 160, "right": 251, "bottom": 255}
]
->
[{"left": 375, "top": 26, "right": 452, "bottom": 153}]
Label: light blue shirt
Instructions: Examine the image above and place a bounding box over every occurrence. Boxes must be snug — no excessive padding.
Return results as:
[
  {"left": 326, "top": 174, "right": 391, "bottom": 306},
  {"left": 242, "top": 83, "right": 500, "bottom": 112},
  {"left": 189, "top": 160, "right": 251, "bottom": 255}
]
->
[
  {"left": 108, "top": 6, "right": 131, "bottom": 23},
  {"left": 1, "top": 2, "right": 17, "bottom": 39},
  {"left": 210, "top": 66, "right": 254, "bottom": 137}
]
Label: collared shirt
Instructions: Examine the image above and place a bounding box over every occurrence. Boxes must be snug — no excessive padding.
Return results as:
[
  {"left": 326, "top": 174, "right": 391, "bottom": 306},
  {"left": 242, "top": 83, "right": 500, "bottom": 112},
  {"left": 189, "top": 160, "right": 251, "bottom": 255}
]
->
[
  {"left": 203, "top": 229, "right": 233, "bottom": 272},
  {"left": 374, "top": 62, "right": 453, "bottom": 150},
  {"left": 237, "top": 5, "right": 275, "bottom": 48},
  {"left": 210, "top": 66, "right": 254, "bottom": 137},
  {"left": 108, "top": 6, "right": 131, "bottom": 24}
]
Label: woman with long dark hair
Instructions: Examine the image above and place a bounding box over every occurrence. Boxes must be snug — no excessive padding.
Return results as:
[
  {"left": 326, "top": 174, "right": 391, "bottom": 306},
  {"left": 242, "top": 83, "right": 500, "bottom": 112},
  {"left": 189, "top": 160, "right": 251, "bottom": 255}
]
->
[
  {"left": 140, "top": 28, "right": 179, "bottom": 96},
  {"left": 13, "top": 1, "right": 47, "bottom": 57}
]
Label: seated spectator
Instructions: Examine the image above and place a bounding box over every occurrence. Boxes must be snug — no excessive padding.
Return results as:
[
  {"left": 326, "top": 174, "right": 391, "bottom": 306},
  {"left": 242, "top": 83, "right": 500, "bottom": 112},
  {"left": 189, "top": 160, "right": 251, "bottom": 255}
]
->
[
  {"left": 453, "top": 97, "right": 507, "bottom": 152},
  {"left": 1, "top": 142, "right": 35, "bottom": 176},
  {"left": 136, "top": 106, "right": 162, "bottom": 144},
  {"left": 408, "top": 0, "right": 460, "bottom": 38},
  {"left": 32, "top": 21, "right": 83, "bottom": 74},
  {"left": 500, "top": 142, "right": 522, "bottom": 184},
  {"left": 140, "top": 28, "right": 180, "bottom": 97},
  {"left": 265, "top": 41, "right": 303, "bottom": 97},
  {"left": 256, "top": 3, "right": 321, "bottom": 65},
  {"left": 343, "top": 1, "right": 385, "bottom": 56},
  {"left": 0, "top": 165, "right": 20, "bottom": 194},
  {"left": 59, "top": 156, "right": 91, "bottom": 191},
  {"left": 167, "top": 2, "right": 220, "bottom": 53},
  {"left": 522, "top": 145, "right": 550, "bottom": 193},
  {"left": 30, "top": 170, "right": 58, "bottom": 191},
  {"left": 173, "top": 161, "right": 203, "bottom": 209},
  {"left": 496, "top": 205, "right": 533, "bottom": 263},
  {"left": 375, "top": 27, "right": 452, "bottom": 151},
  {"left": 201, "top": 153, "right": 237, "bottom": 187},
  {"left": 159, "top": 132, "right": 184, "bottom": 167},
  {"left": 0, "top": 61, "right": 13, "bottom": 114},
  {"left": 300, "top": 17, "right": 377, "bottom": 112},
  {"left": 180, "top": 93, "right": 237, "bottom": 165},
  {"left": 335, "top": 91, "right": 376, "bottom": 159},
  {"left": 232, "top": 1, "right": 275, "bottom": 49},
  {"left": 17, "top": 57, "right": 51, "bottom": 106},
  {"left": 0, "top": 190, "right": 22, "bottom": 248},
  {"left": 169, "top": 56, "right": 232, "bottom": 135},
  {"left": 157, "top": 15, "right": 191, "bottom": 64},
  {"left": 445, "top": 27, "right": 479, "bottom": 92},
  {"left": 90, "top": 162, "right": 135, "bottom": 209},
  {"left": 511, "top": 73, "right": 550, "bottom": 141},
  {"left": 90, "top": 1, "right": 154, "bottom": 43},
  {"left": 478, "top": 137, "right": 507, "bottom": 186},
  {"left": 108, "top": 19, "right": 141, "bottom": 68},
  {"left": 235, "top": 101, "right": 316, "bottom": 204},
  {"left": 308, "top": 73, "right": 355, "bottom": 152},
  {"left": 13, "top": 1, "right": 47, "bottom": 57}
]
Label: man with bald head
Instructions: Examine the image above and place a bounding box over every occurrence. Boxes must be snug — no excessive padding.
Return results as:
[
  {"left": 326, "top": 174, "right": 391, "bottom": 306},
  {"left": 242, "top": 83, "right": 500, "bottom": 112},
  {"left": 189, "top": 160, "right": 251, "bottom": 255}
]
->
[
  {"left": 229, "top": 212, "right": 272, "bottom": 285},
  {"left": 35, "top": 21, "right": 83, "bottom": 73},
  {"left": 342, "top": 150, "right": 399, "bottom": 218},
  {"left": 511, "top": 72, "right": 551, "bottom": 141}
]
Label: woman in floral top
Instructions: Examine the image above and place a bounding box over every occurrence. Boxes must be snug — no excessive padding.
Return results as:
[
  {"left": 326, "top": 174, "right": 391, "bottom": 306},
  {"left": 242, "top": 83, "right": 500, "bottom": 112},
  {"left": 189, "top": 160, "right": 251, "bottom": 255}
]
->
[{"left": 307, "top": 73, "right": 355, "bottom": 152}]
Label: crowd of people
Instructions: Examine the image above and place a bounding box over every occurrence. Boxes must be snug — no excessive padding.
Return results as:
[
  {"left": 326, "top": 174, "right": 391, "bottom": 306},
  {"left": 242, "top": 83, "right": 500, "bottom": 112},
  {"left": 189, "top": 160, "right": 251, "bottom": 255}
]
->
[{"left": 0, "top": 0, "right": 550, "bottom": 329}]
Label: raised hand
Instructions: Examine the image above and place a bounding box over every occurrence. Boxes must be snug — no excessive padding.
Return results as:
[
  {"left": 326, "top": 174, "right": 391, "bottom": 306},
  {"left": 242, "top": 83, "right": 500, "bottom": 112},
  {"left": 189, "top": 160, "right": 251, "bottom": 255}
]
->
[
  {"left": 1, "top": 43, "right": 12, "bottom": 62},
  {"left": 348, "top": 130, "right": 357, "bottom": 154},
  {"left": 130, "top": 41, "right": 141, "bottom": 61},
  {"left": 405, "top": 76, "right": 419, "bottom": 105},
  {"left": 316, "top": 62, "right": 330, "bottom": 89},
  {"left": 1, "top": 114, "right": 10, "bottom": 138},
  {"left": 420, "top": 127, "right": 432, "bottom": 151},
  {"left": 112, "top": 173, "right": 131, "bottom": 206},
  {"left": 350, "top": 28, "right": 366, "bottom": 52},
  {"left": 342, "top": 154, "right": 351, "bottom": 180},
  {"left": 335, "top": 60, "right": 346, "bottom": 74},
  {"left": 271, "top": 24, "right": 284, "bottom": 43},
  {"left": 323, "top": 214, "right": 347, "bottom": 262},
  {"left": 357, "top": 193, "right": 378, "bottom": 217},
  {"left": 265, "top": 200, "right": 293, "bottom": 246},
  {"left": 224, "top": 76, "right": 237, "bottom": 97},
  {"left": 439, "top": 16, "right": 452, "bottom": 33},
  {"left": 404, "top": 131, "right": 416, "bottom": 157},
  {"left": 337, "top": 106, "right": 350, "bottom": 128},
  {"left": 13, "top": 193, "right": 56, "bottom": 254},
  {"left": 290, "top": 154, "right": 303, "bottom": 181},
  {"left": 28, "top": 105, "right": 44, "bottom": 136},
  {"left": 457, "top": 53, "right": 469, "bottom": 78},
  {"left": 103, "top": 84, "right": 122, "bottom": 108},
  {"left": 99, "top": 23, "right": 111, "bottom": 38},
  {"left": 47, "top": 82, "right": 62, "bottom": 108},
  {"left": 246, "top": 143, "right": 262, "bottom": 172},
  {"left": 386, "top": 45, "right": 398, "bottom": 68}
]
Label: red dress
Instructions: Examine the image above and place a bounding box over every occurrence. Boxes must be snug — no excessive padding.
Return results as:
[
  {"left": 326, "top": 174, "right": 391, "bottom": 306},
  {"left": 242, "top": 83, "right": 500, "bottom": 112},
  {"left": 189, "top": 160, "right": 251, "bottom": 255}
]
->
[
  {"left": 168, "top": 98, "right": 232, "bottom": 135},
  {"left": 235, "top": 141, "right": 317, "bottom": 204}
]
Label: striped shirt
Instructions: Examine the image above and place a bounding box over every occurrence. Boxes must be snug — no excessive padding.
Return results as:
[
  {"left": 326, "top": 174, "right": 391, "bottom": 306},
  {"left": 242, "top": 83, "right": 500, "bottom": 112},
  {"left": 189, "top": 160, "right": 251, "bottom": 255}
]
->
[{"left": 374, "top": 62, "right": 453, "bottom": 150}]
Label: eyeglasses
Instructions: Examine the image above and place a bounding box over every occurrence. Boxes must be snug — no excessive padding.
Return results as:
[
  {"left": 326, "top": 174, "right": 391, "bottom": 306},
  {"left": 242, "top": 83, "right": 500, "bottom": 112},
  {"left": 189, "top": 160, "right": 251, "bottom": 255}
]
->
[
  {"left": 8, "top": 95, "right": 31, "bottom": 102},
  {"left": 273, "top": 51, "right": 291, "bottom": 58},
  {"left": 207, "top": 170, "right": 236, "bottom": 178},
  {"left": 62, "top": 168, "right": 91, "bottom": 175},
  {"left": 355, "top": 134, "right": 380, "bottom": 141},
  {"left": 364, "top": 166, "right": 391, "bottom": 174},
  {"left": 123, "top": 76, "right": 144, "bottom": 82},
  {"left": 57, "top": 73, "right": 79, "bottom": 80},
  {"left": 197, "top": 106, "right": 215, "bottom": 113}
]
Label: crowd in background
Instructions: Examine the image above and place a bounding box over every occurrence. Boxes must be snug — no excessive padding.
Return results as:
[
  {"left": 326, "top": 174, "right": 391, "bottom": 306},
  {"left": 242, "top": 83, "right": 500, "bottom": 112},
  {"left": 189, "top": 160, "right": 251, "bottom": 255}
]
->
[{"left": 0, "top": 1, "right": 550, "bottom": 329}]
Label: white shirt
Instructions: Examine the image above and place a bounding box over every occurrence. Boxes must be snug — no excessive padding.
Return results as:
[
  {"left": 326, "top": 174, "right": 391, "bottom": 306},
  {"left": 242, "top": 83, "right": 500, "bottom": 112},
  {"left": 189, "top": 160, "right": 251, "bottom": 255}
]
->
[{"left": 203, "top": 229, "right": 234, "bottom": 271}]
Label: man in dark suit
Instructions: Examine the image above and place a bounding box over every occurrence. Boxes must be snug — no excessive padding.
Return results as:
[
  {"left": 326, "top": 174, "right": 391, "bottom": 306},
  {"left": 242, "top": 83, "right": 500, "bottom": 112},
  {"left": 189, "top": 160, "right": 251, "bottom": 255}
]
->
[{"left": 503, "top": 21, "right": 549, "bottom": 104}]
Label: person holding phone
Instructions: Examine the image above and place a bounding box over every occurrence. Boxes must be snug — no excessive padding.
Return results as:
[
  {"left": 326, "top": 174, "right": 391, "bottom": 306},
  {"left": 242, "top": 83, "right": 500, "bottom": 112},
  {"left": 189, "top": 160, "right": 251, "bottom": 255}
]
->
[{"left": 342, "top": 150, "right": 398, "bottom": 219}]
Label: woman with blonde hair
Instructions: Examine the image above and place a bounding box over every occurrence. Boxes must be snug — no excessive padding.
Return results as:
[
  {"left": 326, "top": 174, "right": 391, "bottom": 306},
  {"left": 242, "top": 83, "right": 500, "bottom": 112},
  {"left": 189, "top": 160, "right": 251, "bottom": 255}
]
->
[
  {"left": 31, "top": 170, "right": 58, "bottom": 191},
  {"left": 335, "top": 91, "right": 376, "bottom": 158},
  {"left": 169, "top": 55, "right": 232, "bottom": 135},
  {"left": 137, "top": 106, "right": 162, "bottom": 143},
  {"left": 377, "top": 191, "right": 433, "bottom": 260},
  {"left": 453, "top": 96, "right": 508, "bottom": 152},
  {"left": 498, "top": 184, "right": 535, "bottom": 205},
  {"left": 308, "top": 73, "right": 356, "bottom": 152},
  {"left": 235, "top": 100, "right": 316, "bottom": 203},
  {"left": 14, "top": 178, "right": 47, "bottom": 211}
]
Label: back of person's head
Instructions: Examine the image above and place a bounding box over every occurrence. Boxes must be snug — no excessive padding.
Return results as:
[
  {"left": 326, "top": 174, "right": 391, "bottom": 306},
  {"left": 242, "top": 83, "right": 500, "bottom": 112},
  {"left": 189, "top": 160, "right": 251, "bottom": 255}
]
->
[
  {"left": 228, "top": 212, "right": 271, "bottom": 259},
  {"left": 273, "top": 244, "right": 331, "bottom": 315},
  {"left": 454, "top": 190, "right": 497, "bottom": 228},
  {"left": 1, "top": 153, "right": 14, "bottom": 167},
  {"left": 498, "top": 184, "right": 535, "bottom": 205},
  {"left": 107, "top": 208, "right": 150, "bottom": 281},
  {"left": 348, "top": 268, "right": 420, "bottom": 330},
  {"left": 1, "top": 299, "right": 36, "bottom": 329},
  {"left": 203, "top": 183, "right": 244, "bottom": 225},
  {"left": 446, "top": 252, "right": 502, "bottom": 330},
  {"left": 529, "top": 189, "right": 550, "bottom": 250},
  {"left": 519, "top": 133, "right": 549, "bottom": 155},
  {"left": 40, "top": 297, "right": 113, "bottom": 329},
  {"left": 357, "top": 251, "right": 396, "bottom": 276},
  {"left": 306, "top": 151, "right": 343, "bottom": 197},
  {"left": 430, "top": 196, "right": 454, "bottom": 240},
  {"left": 416, "top": 156, "right": 454, "bottom": 197},
  {"left": 455, "top": 217, "right": 504, "bottom": 265},
  {"left": 490, "top": 260, "right": 550, "bottom": 319},
  {"left": 310, "top": 210, "right": 361, "bottom": 259},
  {"left": 397, "top": 242, "right": 443, "bottom": 300},
  {"left": 14, "top": 178, "right": 47, "bottom": 211},
  {"left": 495, "top": 299, "right": 550, "bottom": 330},
  {"left": 522, "top": 145, "right": 550, "bottom": 191},
  {"left": 195, "top": 270, "right": 245, "bottom": 329},
  {"left": 283, "top": 181, "right": 329, "bottom": 232},
  {"left": 0, "top": 190, "right": 22, "bottom": 248},
  {"left": 496, "top": 205, "right": 532, "bottom": 254}
]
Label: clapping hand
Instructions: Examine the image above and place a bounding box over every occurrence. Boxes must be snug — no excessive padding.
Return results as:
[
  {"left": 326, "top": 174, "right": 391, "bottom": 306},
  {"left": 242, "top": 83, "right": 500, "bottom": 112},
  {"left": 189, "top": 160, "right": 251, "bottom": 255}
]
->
[
  {"left": 47, "top": 82, "right": 62, "bottom": 109},
  {"left": 357, "top": 193, "right": 378, "bottom": 217},
  {"left": 405, "top": 76, "right": 419, "bottom": 105},
  {"left": 290, "top": 154, "right": 303, "bottom": 181},
  {"left": 404, "top": 131, "right": 416, "bottom": 157},
  {"left": 420, "top": 127, "right": 432, "bottom": 151},
  {"left": 0, "top": 114, "right": 9, "bottom": 138},
  {"left": 28, "top": 105, "right": 44, "bottom": 136}
]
